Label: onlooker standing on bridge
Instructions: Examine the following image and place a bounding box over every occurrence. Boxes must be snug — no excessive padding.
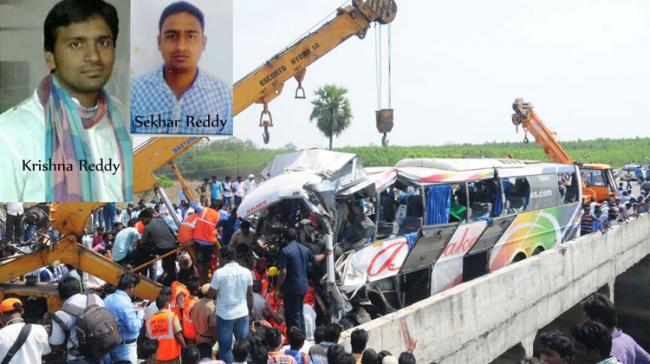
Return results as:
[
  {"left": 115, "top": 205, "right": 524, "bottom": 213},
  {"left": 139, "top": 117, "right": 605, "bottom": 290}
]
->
[
  {"left": 210, "top": 176, "right": 223, "bottom": 205},
  {"left": 581, "top": 206, "right": 596, "bottom": 236},
  {"left": 351, "top": 328, "right": 369, "bottom": 363},
  {"left": 537, "top": 330, "right": 574, "bottom": 364},
  {"left": 571, "top": 321, "right": 622, "bottom": 364},
  {"left": 583, "top": 293, "right": 650, "bottom": 364}
]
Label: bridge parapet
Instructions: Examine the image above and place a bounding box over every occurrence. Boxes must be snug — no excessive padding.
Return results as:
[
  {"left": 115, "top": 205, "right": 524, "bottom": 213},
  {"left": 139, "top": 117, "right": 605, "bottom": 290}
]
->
[{"left": 339, "top": 213, "right": 650, "bottom": 364}]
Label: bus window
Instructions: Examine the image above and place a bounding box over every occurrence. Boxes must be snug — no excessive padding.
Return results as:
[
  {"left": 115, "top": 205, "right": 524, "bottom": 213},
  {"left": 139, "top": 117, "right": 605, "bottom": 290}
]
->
[
  {"left": 560, "top": 172, "right": 579, "bottom": 203},
  {"left": 468, "top": 178, "right": 500, "bottom": 220},
  {"left": 502, "top": 176, "right": 530, "bottom": 214},
  {"left": 424, "top": 184, "right": 452, "bottom": 226},
  {"left": 396, "top": 186, "right": 423, "bottom": 235},
  {"left": 450, "top": 183, "right": 468, "bottom": 222}
]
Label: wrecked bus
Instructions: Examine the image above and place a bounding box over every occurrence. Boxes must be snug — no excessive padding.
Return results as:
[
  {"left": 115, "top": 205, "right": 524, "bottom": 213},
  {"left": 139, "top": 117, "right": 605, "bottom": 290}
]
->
[{"left": 238, "top": 150, "right": 582, "bottom": 322}]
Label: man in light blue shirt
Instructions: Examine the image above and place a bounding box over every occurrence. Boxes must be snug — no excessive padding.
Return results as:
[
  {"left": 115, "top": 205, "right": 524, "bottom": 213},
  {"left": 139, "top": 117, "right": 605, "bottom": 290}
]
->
[
  {"left": 210, "top": 176, "right": 223, "bottom": 204},
  {"left": 104, "top": 273, "right": 145, "bottom": 363},
  {"left": 130, "top": 1, "right": 232, "bottom": 135},
  {"left": 112, "top": 220, "right": 141, "bottom": 266}
]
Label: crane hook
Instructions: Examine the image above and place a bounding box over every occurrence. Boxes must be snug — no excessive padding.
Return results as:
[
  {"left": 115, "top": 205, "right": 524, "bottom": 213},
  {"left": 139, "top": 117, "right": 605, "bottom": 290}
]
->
[
  {"left": 523, "top": 134, "right": 529, "bottom": 144},
  {"left": 263, "top": 126, "right": 270, "bottom": 144},
  {"left": 382, "top": 133, "right": 389, "bottom": 147}
]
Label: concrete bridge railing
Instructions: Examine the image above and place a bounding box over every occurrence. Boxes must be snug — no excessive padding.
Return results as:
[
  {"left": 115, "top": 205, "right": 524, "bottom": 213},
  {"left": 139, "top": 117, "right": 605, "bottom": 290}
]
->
[{"left": 339, "top": 213, "right": 650, "bottom": 364}]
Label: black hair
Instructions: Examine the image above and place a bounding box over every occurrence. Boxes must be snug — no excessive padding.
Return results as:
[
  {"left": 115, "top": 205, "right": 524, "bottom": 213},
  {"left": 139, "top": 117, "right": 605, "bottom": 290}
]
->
[
  {"left": 127, "top": 218, "right": 136, "bottom": 227},
  {"left": 220, "top": 245, "right": 235, "bottom": 262},
  {"left": 211, "top": 199, "right": 223, "bottom": 210},
  {"left": 583, "top": 293, "right": 618, "bottom": 328},
  {"left": 44, "top": 0, "right": 118, "bottom": 52},
  {"left": 263, "top": 327, "right": 284, "bottom": 350},
  {"left": 324, "top": 322, "right": 342, "bottom": 342},
  {"left": 159, "top": 286, "right": 173, "bottom": 297},
  {"left": 139, "top": 208, "right": 154, "bottom": 220},
  {"left": 233, "top": 339, "right": 250, "bottom": 362},
  {"left": 378, "top": 350, "right": 393, "bottom": 364},
  {"left": 240, "top": 220, "right": 251, "bottom": 230},
  {"left": 182, "top": 345, "right": 201, "bottom": 364},
  {"left": 537, "top": 330, "right": 574, "bottom": 359},
  {"left": 57, "top": 276, "right": 82, "bottom": 300},
  {"left": 159, "top": 1, "right": 205, "bottom": 32},
  {"left": 337, "top": 353, "right": 356, "bottom": 364},
  {"left": 187, "top": 276, "right": 201, "bottom": 295},
  {"left": 249, "top": 337, "right": 269, "bottom": 364},
  {"left": 327, "top": 344, "right": 346, "bottom": 364},
  {"left": 286, "top": 228, "right": 298, "bottom": 241},
  {"left": 287, "top": 326, "right": 306, "bottom": 350},
  {"left": 398, "top": 352, "right": 416, "bottom": 364},
  {"left": 351, "top": 328, "right": 369, "bottom": 353},
  {"left": 139, "top": 337, "right": 159, "bottom": 358},
  {"left": 156, "top": 293, "right": 171, "bottom": 309},
  {"left": 571, "top": 321, "right": 612, "bottom": 358},
  {"left": 235, "top": 242, "right": 251, "bottom": 255},
  {"left": 361, "top": 348, "right": 378, "bottom": 364},
  {"left": 314, "top": 325, "right": 326, "bottom": 344},
  {"left": 117, "top": 273, "right": 140, "bottom": 291}
]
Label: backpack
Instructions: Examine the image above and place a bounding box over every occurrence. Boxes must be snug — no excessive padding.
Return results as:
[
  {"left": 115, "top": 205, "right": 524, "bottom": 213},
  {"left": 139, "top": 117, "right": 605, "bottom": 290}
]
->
[{"left": 50, "top": 294, "right": 122, "bottom": 358}]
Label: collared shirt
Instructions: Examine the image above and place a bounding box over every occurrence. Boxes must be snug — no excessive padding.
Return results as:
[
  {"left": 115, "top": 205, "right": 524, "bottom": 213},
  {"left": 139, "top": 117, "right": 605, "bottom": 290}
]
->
[
  {"left": 142, "top": 217, "right": 177, "bottom": 250},
  {"left": 277, "top": 241, "right": 314, "bottom": 295},
  {"left": 112, "top": 227, "right": 141, "bottom": 262},
  {"left": 50, "top": 293, "right": 104, "bottom": 361},
  {"left": 190, "top": 298, "right": 216, "bottom": 345},
  {"left": 210, "top": 181, "right": 223, "bottom": 200},
  {"left": 210, "top": 261, "right": 253, "bottom": 320},
  {"left": 0, "top": 91, "right": 128, "bottom": 202},
  {"left": 611, "top": 329, "right": 650, "bottom": 364},
  {"left": 596, "top": 357, "right": 622, "bottom": 364},
  {"left": 309, "top": 341, "right": 335, "bottom": 364},
  {"left": 130, "top": 66, "right": 232, "bottom": 135},
  {"left": 0, "top": 320, "right": 51, "bottom": 363},
  {"left": 104, "top": 289, "right": 144, "bottom": 341}
]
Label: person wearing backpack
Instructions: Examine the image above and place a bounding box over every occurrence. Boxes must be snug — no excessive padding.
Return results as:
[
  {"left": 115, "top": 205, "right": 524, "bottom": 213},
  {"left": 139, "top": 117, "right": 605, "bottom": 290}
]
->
[
  {"left": 50, "top": 276, "right": 121, "bottom": 363},
  {"left": 0, "top": 298, "right": 51, "bottom": 363},
  {"left": 105, "top": 273, "right": 146, "bottom": 363}
]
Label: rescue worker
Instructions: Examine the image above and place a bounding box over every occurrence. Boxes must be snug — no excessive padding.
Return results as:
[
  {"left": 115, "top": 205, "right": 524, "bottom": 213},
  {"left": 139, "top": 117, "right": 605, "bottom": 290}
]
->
[
  {"left": 193, "top": 200, "right": 222, "bottom": 282},
  {"left": 170, "top": 281, "right": 189, "bottom": 326},
  {"left": 182, "top": 278, "right": 201, "bottom": 343},
  {"left": 146, "top": 294, "right": 186, "bottom": 363}
]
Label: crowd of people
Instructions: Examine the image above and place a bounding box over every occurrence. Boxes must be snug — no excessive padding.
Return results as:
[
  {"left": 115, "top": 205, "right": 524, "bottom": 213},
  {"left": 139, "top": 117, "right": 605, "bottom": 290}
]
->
[
  {"left": 580, "top": 180, "right": 650, "bottom": 236},
  {"left": 1, "top": 170, "right": 649, "bottom": 364},
  {"left": 520, "top": 293, "right": 649, "bottom": 364}
]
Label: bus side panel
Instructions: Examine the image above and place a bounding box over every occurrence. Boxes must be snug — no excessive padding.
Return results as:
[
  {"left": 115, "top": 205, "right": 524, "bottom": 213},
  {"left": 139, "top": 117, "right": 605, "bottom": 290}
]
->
[{"left": 487, "top": 204, "right": 578, "bottom": 272}]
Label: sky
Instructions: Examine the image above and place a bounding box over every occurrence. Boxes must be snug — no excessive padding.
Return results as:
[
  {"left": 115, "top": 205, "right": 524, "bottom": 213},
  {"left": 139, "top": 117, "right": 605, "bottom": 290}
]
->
[{"left": 232, "top": 0, "right": 650, "bottom": 149}]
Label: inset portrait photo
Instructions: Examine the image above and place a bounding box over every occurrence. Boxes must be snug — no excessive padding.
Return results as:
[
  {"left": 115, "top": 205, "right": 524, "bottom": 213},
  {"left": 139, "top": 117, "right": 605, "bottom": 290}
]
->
[
  {"left": 0, "top": 0, "right": 132, "bottom": 202},
  {"left": 130, "top": 0, "right": 233, "bottom": 136}
]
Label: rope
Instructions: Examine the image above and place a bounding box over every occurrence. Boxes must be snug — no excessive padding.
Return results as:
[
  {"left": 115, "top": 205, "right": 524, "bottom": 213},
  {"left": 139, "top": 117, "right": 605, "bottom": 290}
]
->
[
  {"left": 375, "top": 24, "right": 382, "bottom": 109},
  {"left": 387, "top": 23, "right": 392, "bottom": 108}
]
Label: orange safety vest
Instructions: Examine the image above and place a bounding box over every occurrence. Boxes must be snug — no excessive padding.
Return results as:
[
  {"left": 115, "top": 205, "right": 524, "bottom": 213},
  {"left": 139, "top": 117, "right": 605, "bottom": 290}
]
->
[
  {"left": 135, "top": 220, "right": 145, "bottom": 235},
  {"left": 146, "top": 309, "right": 181, "bottom": 361},
  {"left": 182, "top": 295, "right": 198, "bottom": 340},
  {"left": 170, "top": 281, "right": 189, "bottom": 321},
  {"left": 192, "top": 207, "right": 220, "bottom": 243},
  {"left": 177, "top": 213, "right": 199, "bottom": 246}
]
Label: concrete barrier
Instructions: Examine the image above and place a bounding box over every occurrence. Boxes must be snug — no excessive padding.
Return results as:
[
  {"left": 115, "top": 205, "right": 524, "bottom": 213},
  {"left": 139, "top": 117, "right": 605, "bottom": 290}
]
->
[{"left": 339, "top": 213, "right": 650, "bottom": 364}]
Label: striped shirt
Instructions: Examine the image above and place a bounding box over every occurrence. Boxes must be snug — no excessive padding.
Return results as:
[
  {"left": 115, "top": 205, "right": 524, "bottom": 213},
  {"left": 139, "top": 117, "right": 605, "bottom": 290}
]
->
[
  {"left": 130, "top": 66, "right": 232, "bottom": 135},
  {"left": 210, "top": 262, "right": 252, "bottom": 320}
]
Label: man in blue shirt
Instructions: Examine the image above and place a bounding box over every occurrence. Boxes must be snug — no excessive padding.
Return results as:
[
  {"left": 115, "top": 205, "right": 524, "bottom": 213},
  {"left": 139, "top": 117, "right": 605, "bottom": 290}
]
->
[
  {"left": 210, "top": 175, "right": 223, "bottom": 204},
  {"left": 130, "top": 1, "right": 232, "bottom": 135},
  {"left": 104, "top": 273, "right": 145, "bottom": 363},
  {"left": 275, "top": 228, "right": 329, "bottom": 332},
  {"left": 112, "top": 219, "right": 141, "bottom": 266}
]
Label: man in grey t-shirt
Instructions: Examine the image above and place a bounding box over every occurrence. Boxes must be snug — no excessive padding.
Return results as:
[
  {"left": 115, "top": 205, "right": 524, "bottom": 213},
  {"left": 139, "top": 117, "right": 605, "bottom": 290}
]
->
[{"left": 140, "top": 208, "right": 177, "bottom": 285}]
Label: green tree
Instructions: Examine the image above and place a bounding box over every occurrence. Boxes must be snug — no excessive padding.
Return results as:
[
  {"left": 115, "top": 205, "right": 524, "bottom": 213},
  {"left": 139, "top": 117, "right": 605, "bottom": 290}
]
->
[{"left": 309, "top": 84, "right": 352, "bottom": 150}]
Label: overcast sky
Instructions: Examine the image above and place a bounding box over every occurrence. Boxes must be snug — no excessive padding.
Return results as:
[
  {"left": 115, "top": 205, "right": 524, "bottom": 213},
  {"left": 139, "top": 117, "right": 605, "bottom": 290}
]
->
[{"left": 232, "top": 0, "right": 650, "bottom": 149}]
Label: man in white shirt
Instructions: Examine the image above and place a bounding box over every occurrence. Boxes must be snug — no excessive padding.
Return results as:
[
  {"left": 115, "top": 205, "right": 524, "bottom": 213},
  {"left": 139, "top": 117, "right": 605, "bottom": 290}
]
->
[
  {"left": 4, "top": 203, "right": 24, "bottom": 243},
  {"left": 223, "top": 176, "right": 234, "bottom": 211},
  {"left": 0, "top": 0, "right": 131, "bottom": 202},
  {"left": 50, "top": 276, "right": 105, "bottom": 363},
  {"left": 232, "top": 176, "right": 245, "bottom": 207},
  {"left": 244, "top": 174, "right": 257, "bottom": 196},
  {"left": 207, "top": 246, "right": 253, "bottom": 364},
  {"left": 0, "top": 298, "right": 51, "bottom": 363}
]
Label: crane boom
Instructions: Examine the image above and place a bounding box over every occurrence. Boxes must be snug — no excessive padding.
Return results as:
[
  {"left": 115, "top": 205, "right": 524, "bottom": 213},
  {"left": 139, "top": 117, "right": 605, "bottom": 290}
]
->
[{"left": 511, "top": 98, "right": 573, "bottom": 165}]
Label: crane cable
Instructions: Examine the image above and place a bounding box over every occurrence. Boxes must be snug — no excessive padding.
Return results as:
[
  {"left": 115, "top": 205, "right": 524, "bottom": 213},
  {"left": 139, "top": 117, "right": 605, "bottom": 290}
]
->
[{"left": 375, "top": 24, "right": 382, "bottom": 109}]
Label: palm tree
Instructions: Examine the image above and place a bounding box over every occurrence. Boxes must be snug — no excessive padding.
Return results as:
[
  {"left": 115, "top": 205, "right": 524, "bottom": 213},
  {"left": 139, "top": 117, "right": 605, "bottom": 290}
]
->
[{"left": 309, "top": 84, "right": 352, "bottom": 150}]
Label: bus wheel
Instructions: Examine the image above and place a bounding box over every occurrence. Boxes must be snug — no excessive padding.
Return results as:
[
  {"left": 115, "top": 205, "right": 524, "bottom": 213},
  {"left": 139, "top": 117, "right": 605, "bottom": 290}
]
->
[
  {"left": 512, "top": 252, "right": 527, "bottom": 263},
  {"left": 533, "top": 247, "right": 545, "bottom": 255}
]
